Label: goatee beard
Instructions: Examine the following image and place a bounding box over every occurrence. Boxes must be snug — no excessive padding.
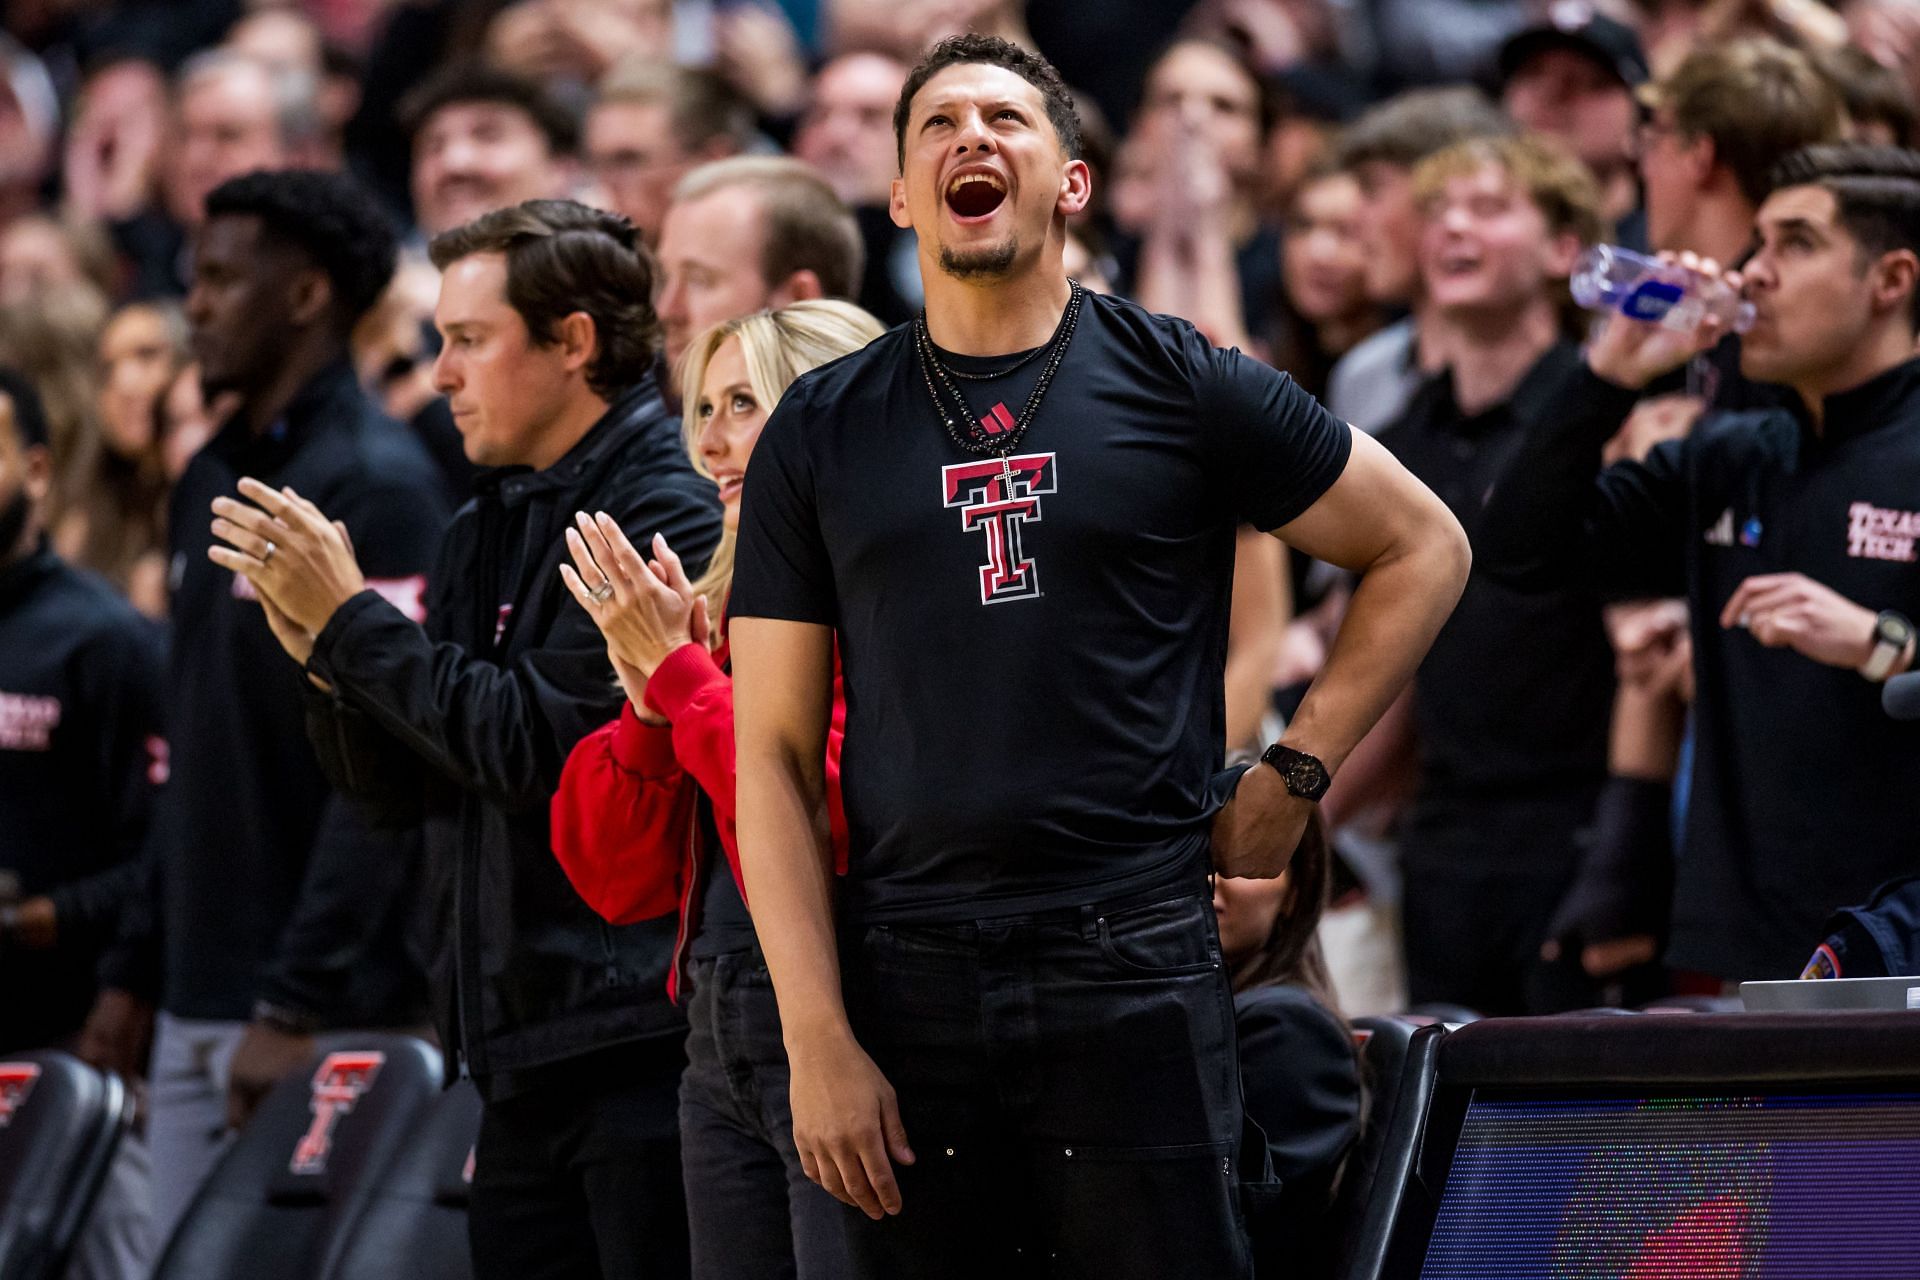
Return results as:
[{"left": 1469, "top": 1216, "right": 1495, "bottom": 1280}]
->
[{"left": 939, "top": 237, "right": 1019, "bottom": 280}]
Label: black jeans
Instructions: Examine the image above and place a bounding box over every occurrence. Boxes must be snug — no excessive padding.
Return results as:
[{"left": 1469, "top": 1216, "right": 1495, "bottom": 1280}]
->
[
  {"left": 468, "top": 1057, "right": 690, "bottom": 1280},
  {"left": 680, "top": 950, "right": 849, "bottom": 1280},
  {"left": 839, "top": 885, "right": 1251, "bottom": 1280}
]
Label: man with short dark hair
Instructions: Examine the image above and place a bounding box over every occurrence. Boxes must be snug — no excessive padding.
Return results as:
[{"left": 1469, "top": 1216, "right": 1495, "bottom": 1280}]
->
[
  {"left": 1481, "top": 144, "right": 1920, "bottom": 987},
  {"left": 217, "top": 198, "right": 722, "bottom": 1278},
  {"left": 656, "top": 156, "right": 864, "bottom": 372},
  {"left": 402, "top": 63, "right": 579, "bottom": 238},
  {"left": 731, "top": 34, "right": 1468, "bottom": 1277},
  {"left": 94, "top": 168, "right": 450, "bottom": 1243}
]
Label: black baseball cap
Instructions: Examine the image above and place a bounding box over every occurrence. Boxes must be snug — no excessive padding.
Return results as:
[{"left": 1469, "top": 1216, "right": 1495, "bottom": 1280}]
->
[{"left": 1497, "top": 1, "right": 1650, "bottom": 91}]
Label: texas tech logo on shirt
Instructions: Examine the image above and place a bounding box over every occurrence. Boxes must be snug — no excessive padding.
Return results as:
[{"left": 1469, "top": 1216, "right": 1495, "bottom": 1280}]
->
[
  {"left": 941, "top": 453, "right": 1057, "bottom": 605},
  {"left": 0, "top": 692, "right": 60, "bottom": 751},
  {"left": 0, "top": 1063, "right": 41, "bottom": 1127},
  {"left": 289, "top": 1051, "right": 384, "bottom": 1175},
  {"left": 1848, "top": 502, "right": 1920, "bottom": 563}
]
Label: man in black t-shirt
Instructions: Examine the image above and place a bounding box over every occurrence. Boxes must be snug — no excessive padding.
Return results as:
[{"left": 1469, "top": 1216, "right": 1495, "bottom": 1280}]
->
[{"left": 729, "top": 35, "right": 1471, "bottom": 1278}]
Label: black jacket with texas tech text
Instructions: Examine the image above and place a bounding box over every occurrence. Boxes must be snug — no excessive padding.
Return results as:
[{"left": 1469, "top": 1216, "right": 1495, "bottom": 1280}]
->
[
  {"left": 303, "top": 376, "right": 723, "bottom": 1098},
  {"left": 1478, "top": 356, "right": 1920, "bottom": 981},
  {"left": 0, "top": 544, "right": 162, "bottom": 1049},
  {"left": 110, "top": 361, "right": 449, "bottom": 1027}
]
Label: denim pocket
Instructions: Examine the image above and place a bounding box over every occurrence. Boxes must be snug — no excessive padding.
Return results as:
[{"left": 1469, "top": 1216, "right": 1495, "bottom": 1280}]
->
[{"left": 1094, "top": 894, "right": 1222, "bottom": 977}]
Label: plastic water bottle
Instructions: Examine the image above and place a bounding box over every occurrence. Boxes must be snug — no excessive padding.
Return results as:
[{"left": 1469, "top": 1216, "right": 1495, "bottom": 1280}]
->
[{"left": 1570, "top": 244, "right": 1755, "bottom": 334}]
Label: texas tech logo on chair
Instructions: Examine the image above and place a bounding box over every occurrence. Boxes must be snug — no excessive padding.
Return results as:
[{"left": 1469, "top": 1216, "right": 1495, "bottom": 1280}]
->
[
  {"left": 0, "top": 1063, "right": 41, "bottom": 1127},
  {"left": 941, "top": 453, "right": 1057, "bottom": 605},
  {"left": 290, "top": 1051, "right": 385, "bottom": 1175}
]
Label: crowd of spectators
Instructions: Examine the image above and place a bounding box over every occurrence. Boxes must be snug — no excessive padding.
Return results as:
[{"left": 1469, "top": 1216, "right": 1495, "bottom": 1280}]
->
[{"left": 5, "top": 0, "right": 1920, "bottom": 1275}]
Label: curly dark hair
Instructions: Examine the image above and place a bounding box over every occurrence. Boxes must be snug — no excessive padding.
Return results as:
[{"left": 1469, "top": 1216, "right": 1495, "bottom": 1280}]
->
[
  {"left": 203, "top": 169, "right": 399, "bottom": 331},
  {"left": 429, "top": 200, "right": 661, "bottom": 398},
  {"left": 893, "top": 34, "right": 1082, "bottom": 169}
]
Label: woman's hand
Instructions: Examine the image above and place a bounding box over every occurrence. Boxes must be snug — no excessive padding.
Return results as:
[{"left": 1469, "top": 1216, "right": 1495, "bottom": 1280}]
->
[{"left": 560, "top": 511, "right": 703, "bottom": 687}]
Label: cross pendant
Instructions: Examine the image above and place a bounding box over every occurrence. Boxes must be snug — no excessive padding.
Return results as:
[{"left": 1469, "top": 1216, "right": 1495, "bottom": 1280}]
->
[{"left": 999, "top": 453, "right": 1015, "bottom": 493}]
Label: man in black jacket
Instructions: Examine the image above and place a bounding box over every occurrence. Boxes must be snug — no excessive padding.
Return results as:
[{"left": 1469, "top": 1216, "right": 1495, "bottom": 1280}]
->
[
  {"left": 0, "top": 368, "right": 163, "bottom": 1053},
  {"left": 214, "top": 200, "right": 722, "bottom": 1279},
  {"left": 89, "top": 168, "right": 451, "bottom": 1244},
  {"left": 1479, "top": 144, "right": 1920, "bottom": 987}
]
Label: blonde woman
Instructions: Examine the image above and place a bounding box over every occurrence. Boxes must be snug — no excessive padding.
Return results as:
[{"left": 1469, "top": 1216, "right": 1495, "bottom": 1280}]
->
[{"left": 551, "top": 299, "right": 883, "bottom": 1280}]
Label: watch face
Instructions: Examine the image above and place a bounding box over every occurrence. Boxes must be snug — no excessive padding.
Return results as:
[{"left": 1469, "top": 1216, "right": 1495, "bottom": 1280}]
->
[{"left": 1883, "top": 614, "right": 1915, "bottom": 647}]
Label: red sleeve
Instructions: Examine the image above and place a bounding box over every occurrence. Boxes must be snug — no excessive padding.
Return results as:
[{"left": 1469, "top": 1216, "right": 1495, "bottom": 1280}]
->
[
  {"left": 643, "top": 640, "right": 850, "bottom": 897},
  {"left": 549, "top": 703, "right": 695, "bottom": 924}
]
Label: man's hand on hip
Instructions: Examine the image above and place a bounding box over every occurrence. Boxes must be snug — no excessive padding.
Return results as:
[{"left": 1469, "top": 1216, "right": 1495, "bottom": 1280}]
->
[
  {"left": 1211, "top": 762, "right": 1311, "bottom": 879},
  {"left": 787, "top": 1027, "right": 915, "bottom": 1220}
]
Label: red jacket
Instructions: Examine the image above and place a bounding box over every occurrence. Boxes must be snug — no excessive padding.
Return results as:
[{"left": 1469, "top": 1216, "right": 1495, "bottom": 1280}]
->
[{"left": 550, "top": 633, "right": 846, "bottom": 1000}]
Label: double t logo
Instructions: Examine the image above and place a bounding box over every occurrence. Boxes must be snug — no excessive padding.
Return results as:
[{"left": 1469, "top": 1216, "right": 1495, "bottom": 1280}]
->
[
  {"left": 941, "top": 453, "right": 1056, "bottom": 605},
  {"left": 290, "top": 1051, "right": 385, "bottom": 1176}
]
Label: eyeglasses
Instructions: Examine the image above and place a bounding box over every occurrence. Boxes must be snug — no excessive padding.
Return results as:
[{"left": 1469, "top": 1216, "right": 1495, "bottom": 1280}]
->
[{"left": 1634, "top": 116, "right": 1681, "bottom": 158}]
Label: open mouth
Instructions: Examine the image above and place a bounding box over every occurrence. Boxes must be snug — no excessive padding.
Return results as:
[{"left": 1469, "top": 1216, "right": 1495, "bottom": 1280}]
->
[{"left": 945, "top": 170, "right": 1008, "bottom": 220}]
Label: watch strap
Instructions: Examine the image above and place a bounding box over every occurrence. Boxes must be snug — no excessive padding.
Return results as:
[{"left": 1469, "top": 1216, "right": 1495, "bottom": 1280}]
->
[
  {"left": 1259, "top": 742, "right": 1331, "bottom": 802},
  {"left": 1861, "top": 610, "right": 1913, "bottom": 683}
]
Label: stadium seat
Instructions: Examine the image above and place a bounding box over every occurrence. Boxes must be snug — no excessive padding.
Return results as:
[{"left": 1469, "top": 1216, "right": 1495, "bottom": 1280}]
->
[
  {"left": 318, "top": 1077, "right": 481, "bottom": 1280},
  {"left": 0, "top": 1051, "right": 133, "bottom": 1280},
  {"left": 1327, "top": 1019, "right": 1445, "bottom": 1280},
  {"left": 153, "top": 1035, "right": 442, "bottom": 1280}
]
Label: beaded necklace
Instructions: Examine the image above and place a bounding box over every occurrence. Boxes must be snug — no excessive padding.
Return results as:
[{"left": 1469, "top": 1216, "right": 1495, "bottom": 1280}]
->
[{"left": 913, "top": 280, "right": 1084, "bottom": 474}]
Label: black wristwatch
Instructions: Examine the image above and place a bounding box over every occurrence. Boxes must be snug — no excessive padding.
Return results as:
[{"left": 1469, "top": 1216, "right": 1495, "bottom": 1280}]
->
[{"left": 1260, "top": 742, "right": 1330, "bottom": 802}]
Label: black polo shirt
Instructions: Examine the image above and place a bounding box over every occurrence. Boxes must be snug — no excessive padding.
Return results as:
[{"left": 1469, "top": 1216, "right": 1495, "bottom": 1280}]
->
[
  {"left": 1377, "top": 342, "right": 1615, "bottom": 798},
  {"left": 731, "top": 291, "right": 1353, "bottom": 921},
  {"left": 1479, "top": 356, "right": 1920, "bottom": 980}
]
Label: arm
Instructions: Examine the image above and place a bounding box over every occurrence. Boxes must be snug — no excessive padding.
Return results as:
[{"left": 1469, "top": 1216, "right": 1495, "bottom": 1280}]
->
[
  {"left": 1478, "top": 281, "right": 1734, "bottom": 596},
  {"left": 646, "top": 640, "right": 852, "bottom": 893},
  {"left": 549, "top": 706, "right": 696, "bottom": 925},
  {"left": 222, "top": 475, "right": 720, "bottom": 810},
  {"left": 734, "top": 617, "right": 911, "bottom": 1221},
  {"left": 1275, "top": 429, "right": 1470, "bottom": 772},
  {"left": 1213, "top": 428, "right": 1471, "bottom": 878}
]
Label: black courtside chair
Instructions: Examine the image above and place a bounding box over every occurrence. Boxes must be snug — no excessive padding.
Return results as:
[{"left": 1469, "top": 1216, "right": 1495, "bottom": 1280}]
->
[
  {"left": 319, "top": 1077, "right": 482, "bottom": 1280},
  {"left": 0, "top": 1050, "right": 133, "bottom": 1280},
  {"left": 1326, "top": 1018, "right": 1446, "bottom": 1280},
  {"left": 154, "top": 1034, "right": 442, "bottom": 1280}
]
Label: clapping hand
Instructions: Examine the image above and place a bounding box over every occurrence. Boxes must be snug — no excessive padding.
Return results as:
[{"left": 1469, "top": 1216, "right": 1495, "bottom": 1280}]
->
[{"left": 559, "top": 512, "right": 712, "bottom": 710}]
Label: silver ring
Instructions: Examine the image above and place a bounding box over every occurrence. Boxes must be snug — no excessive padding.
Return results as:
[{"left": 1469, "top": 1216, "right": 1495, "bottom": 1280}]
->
[
  {"left": 262, "top": 540, "right": 277, "bottom": 564},
  {"left": 589, "top": 579, "right": 615, "bottom": 604}
]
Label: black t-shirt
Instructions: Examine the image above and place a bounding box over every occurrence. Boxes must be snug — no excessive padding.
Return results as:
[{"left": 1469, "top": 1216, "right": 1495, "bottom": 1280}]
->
[
  {"left": 731, "top": 291, "right": 1353, "bottom": 921},
  {"left": 690, "top": 798, "right": 757, "bottom": 958}
]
